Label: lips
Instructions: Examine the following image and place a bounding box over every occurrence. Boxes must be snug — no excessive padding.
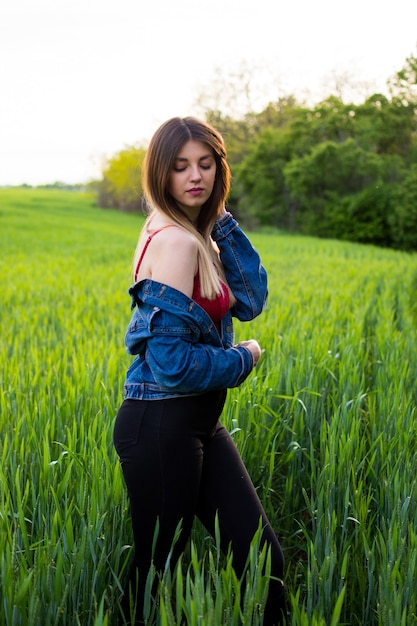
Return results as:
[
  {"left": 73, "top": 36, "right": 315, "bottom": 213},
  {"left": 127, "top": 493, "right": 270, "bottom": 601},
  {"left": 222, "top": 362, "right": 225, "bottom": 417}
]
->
[{"left": 187, "top": 188, "right": 204, "bottom": 196}]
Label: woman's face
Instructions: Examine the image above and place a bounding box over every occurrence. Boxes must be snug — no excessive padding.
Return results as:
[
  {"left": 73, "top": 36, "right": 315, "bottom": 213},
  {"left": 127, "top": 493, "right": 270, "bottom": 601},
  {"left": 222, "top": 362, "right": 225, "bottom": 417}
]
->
[{"left": 167, "top": 140, "right": 216, "bottom": 222}]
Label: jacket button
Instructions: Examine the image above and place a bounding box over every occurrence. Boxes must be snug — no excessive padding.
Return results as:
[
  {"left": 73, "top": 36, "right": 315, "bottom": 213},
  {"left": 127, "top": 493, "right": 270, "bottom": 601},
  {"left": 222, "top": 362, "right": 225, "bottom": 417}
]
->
[{"left": 226, "top": 326, "right": 232, "bottom": 332}]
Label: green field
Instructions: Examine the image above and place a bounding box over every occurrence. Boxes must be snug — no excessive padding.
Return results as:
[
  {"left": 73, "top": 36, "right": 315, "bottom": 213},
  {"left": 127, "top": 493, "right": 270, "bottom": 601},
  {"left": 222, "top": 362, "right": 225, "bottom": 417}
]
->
[{"left": 1, "top": 188, "right": 417, "bottom": 625}]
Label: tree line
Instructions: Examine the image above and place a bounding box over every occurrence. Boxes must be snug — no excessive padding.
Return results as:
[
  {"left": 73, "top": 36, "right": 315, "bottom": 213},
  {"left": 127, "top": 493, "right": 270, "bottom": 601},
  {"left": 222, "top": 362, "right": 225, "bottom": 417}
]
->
[{"left": 93, "top": 51, "right": 417, "bottom": 251}]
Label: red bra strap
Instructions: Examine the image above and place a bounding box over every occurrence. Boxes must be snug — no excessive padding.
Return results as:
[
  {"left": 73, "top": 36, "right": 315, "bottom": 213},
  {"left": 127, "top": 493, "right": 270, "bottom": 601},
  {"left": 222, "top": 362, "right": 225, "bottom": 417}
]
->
[{"left": 134, "top": 225, "right": 177, "bottom": 281}]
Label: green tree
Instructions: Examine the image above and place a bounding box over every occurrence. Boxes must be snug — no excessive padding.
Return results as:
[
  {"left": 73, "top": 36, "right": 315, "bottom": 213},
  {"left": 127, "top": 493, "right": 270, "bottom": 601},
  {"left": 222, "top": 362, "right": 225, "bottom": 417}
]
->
[
  {"left": 283, "top": 139, "right": 388, "bottom": 235},
  {"left": 321, "top": 183, "right": 397, "bottom": 246},
  {"left": 388, "top": 47, "right": 417, "bottom": 104},
  {"left": 301, "top": 96, "right": 356, "bottom": 147},
  {"left": 234, "top": 127, "right": 294, "bottom": 228},
  {"left": 353, "top": 93, "right": 416, "bottom": 158},
  {"left": 97, "top": 145, "right": 146, "bottom": 211},
  {"left": 389, "top": 164, "right": 417, "bottom": 250}
]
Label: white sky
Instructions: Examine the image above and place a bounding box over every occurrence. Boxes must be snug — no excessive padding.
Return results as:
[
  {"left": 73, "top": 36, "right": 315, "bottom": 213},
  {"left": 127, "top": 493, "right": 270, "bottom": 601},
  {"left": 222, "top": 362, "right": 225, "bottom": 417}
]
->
[{"left": 1, "top": 0, "right": 416, "bottom": 186}]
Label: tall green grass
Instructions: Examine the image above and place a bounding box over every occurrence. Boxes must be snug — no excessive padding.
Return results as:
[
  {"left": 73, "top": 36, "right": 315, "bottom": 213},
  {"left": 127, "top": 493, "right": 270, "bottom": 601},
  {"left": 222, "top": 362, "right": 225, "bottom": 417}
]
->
[{"left": 1, "top": 188, "right": 417, "bottom": 625}]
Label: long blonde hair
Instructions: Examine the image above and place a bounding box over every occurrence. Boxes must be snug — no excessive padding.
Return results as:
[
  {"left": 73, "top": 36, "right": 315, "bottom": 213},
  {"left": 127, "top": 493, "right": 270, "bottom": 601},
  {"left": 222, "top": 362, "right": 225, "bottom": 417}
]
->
[{"left": 137, "top": 117, "right": 233, "bottom": 301}]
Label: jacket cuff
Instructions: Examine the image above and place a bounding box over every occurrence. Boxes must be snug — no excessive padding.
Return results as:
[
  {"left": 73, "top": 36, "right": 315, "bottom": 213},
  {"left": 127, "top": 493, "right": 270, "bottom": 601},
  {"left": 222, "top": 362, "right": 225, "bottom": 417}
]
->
[
  {"left": 234, "top": 344, "right": 255, "bottom": 376},
  {"left": 212, "top": 212, "right": 239, "bottom": 241}
]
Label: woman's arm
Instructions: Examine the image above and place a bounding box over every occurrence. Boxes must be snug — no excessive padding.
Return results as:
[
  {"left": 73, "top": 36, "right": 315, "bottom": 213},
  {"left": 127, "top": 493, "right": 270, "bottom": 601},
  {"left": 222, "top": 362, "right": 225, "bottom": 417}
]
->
[
  {"left": 211, "top": 212, "right": 268, "bottom": 320},
  {"left": 144, "top": 318, "right": 254, "bottom": 393}
]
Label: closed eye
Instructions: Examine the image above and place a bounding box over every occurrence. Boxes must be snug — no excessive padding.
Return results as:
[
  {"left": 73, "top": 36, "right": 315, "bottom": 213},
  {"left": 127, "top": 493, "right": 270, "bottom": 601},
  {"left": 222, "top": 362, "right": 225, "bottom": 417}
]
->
[
  {"left": 173, "top": 163, "right": 213, "bottom": 172},
  {"left": 173, "top": 155, "right": 215, "bottom": 172}
]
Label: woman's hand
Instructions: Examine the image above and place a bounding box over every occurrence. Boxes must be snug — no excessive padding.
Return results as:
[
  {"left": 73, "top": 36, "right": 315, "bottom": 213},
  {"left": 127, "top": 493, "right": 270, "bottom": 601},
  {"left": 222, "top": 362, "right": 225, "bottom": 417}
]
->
[{"left": 237, "top": 339, "right": 262, "bottom": 366}]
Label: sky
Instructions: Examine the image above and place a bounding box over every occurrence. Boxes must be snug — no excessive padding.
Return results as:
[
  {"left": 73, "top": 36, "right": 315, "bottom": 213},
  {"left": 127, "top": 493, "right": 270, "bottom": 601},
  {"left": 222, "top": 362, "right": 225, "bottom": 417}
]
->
[{"left": 1, "top": 0, "right": 416, "bottom": 187}]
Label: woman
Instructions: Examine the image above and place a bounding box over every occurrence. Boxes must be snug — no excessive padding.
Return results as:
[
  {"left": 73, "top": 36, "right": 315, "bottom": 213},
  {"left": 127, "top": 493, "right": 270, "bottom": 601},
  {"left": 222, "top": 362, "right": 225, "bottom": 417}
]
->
[{"left": 113, "top": 117, "right": 288, "bottom": 625}]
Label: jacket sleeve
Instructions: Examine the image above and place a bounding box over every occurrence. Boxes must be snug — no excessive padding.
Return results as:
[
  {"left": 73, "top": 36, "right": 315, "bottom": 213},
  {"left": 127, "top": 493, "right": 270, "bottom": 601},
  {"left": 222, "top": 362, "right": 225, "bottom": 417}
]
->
[
  {"left": 144, "top": 308, "right": 254, "bottom": 393},
  {"left": 211, "top": 212, "right": 268, "bottom": 321}
]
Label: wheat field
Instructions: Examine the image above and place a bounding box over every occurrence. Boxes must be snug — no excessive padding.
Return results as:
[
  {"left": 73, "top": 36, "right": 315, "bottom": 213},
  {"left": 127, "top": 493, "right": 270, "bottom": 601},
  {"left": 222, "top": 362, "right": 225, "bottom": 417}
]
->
[{"left": 1, "top": 188, "right": 417, "bottom": 625}]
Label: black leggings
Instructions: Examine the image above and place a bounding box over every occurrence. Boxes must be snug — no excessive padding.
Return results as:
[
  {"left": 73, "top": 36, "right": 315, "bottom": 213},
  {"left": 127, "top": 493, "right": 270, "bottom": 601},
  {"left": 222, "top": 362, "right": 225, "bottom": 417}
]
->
[{"left": 113, "top": 390, "right": 287, "bottom": 625}]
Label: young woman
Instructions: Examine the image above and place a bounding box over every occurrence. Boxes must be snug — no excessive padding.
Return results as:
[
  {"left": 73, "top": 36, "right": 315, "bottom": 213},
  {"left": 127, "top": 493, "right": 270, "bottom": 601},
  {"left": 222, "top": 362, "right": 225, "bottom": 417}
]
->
[{"left": 113, "top": 117, "right": 288, "bottom": 625}]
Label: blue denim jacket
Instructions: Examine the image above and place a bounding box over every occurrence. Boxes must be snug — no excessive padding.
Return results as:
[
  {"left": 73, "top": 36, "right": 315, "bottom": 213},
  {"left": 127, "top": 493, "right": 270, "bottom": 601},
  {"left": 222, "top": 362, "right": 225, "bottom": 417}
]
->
[{"left": 123, "top": 212, "right": 268, "bottom": 400}]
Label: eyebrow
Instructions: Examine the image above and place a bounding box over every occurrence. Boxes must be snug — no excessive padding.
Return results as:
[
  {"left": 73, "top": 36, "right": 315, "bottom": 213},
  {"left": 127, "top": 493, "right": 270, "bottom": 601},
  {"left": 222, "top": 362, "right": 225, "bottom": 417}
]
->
[{"left": 174, "top": 153, "right": 214, "bottom": 162}]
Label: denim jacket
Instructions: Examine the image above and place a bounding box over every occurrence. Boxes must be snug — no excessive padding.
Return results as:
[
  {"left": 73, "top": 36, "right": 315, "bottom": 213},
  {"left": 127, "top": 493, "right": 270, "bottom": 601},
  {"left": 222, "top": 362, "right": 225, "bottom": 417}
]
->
[{"left": 123, "top": 212, "right": 268, "bottom": 400}]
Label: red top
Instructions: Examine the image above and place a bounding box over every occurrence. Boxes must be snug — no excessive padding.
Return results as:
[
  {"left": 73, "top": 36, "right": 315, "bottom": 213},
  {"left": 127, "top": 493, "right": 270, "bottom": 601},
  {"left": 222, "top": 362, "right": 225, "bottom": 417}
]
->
[
  {"left": 192, "top": 271, "right": 230, "bottom": 330},
  {"left": 134, "top": 226, "right": 230, "bottom": 329}
]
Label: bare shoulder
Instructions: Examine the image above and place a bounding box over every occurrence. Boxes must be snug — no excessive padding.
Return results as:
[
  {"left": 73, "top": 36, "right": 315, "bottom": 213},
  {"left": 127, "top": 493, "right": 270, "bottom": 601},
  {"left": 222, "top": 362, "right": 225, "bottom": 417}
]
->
[
  {"left": 151, "top": 226, "right": 198, "bottom": 265},
  {"left": 148, "top": 226, "right": 198, "bottom": 296},
  {"left": 154, "top": 225, "right": 197, "bottom": 249}
]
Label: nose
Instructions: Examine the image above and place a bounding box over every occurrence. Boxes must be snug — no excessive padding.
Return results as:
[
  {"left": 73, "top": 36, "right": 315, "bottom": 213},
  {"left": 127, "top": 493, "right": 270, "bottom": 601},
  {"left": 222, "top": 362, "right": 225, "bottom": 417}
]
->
[{"left": 190, "top": 165, "right": 202, "bottom": 182}]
